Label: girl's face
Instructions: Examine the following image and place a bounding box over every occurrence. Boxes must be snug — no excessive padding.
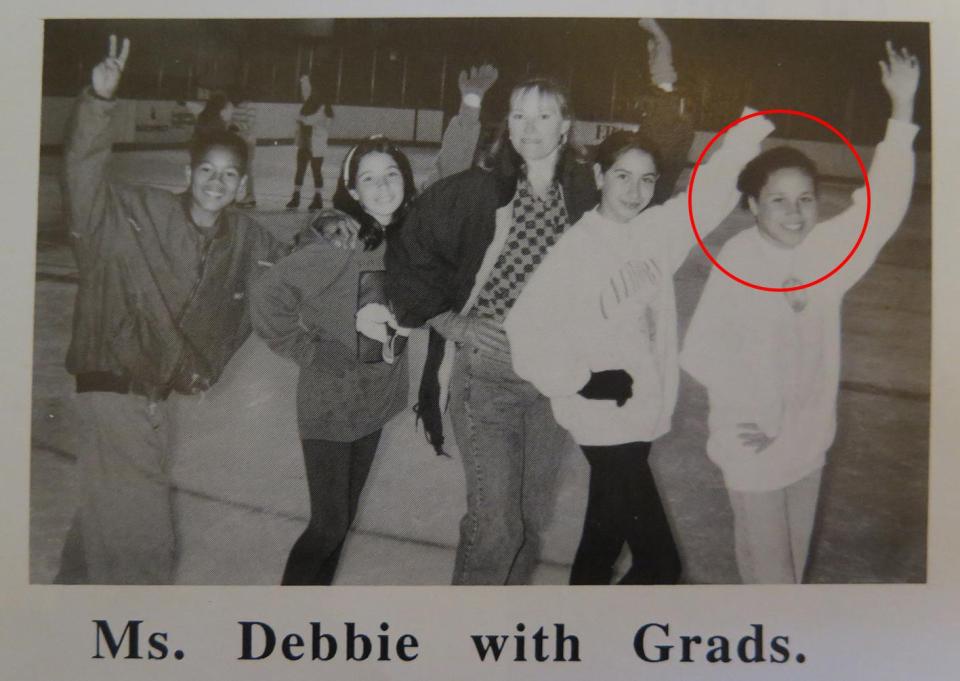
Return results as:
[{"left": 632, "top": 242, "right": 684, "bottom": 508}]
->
[
  {"left": 186, "top": 145, "right": 246, "bottom": 226},
  {"left": 594, "top": 148, "right": 659, "bottom": 223},
  {"left": 508, "top": 88, "right": 571, "bottom": 164},
  {"left": 348, "top": 151, "right": 405, "bottom": 225},
  {"left": 749, "top": 167, "right": 819, "bottom": 249}
]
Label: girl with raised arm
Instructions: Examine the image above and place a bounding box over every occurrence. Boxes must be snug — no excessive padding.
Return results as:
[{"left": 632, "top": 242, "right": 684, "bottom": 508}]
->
[
  {"left": 505, "top": 114, "right": 773, "bottom": 584},
  {"left": 680, "top": 43, "right": 921, "bottom": 583}
]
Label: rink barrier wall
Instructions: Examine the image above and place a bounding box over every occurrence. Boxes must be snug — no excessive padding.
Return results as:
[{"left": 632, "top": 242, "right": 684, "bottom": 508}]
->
[
  {"left": 39, "top": 97, "right": 445, "bottom": 148},
  {"left": 38, "top": 98, "right": 931, "bottom": 185}
]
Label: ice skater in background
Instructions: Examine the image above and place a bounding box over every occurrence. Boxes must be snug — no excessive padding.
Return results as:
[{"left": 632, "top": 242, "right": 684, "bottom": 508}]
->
[
  {"left": 251, "top": 136, "right": 417, "bottom": 585},
  {"left": 57, "top": 36, "right": 285, "bottom": 584},
  {"left": 505, "top": 114, "right": 773, "bottom": 584},
  {"left": 680, "top": 42, "right": 920, "bottom": 584},
  {"left": 287, "top": 73, "right": 334, "bottom": 211}
]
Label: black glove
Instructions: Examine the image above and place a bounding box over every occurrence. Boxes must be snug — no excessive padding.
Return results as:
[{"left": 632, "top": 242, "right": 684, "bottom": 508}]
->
[{"left": 577, "top": 370, "right": 633, "bottom": 407}]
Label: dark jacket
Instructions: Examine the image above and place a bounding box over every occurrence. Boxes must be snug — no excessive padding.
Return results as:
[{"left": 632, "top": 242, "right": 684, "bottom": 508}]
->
[
  {"left": 63, "top": 89, "right": 285, "bottom": 399},
  {"left": 387, "top": 157, "right": 598, "bottom": 328},
  {"left": 385, "top": 153, "right": 598, "bottom": 453},
  {"left": 250, "top": 223, "right": 408, "bottom": 442}
]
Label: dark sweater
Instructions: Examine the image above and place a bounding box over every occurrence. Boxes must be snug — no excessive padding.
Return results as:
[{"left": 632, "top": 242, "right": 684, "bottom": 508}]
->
[{"left": 251, "top": 227, "right": 408, "bottom": 442}]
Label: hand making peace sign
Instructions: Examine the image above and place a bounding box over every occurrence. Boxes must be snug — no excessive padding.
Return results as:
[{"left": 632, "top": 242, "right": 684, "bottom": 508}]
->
[{"left": 91, "top": 34, "right": 130, "bottom": 100}]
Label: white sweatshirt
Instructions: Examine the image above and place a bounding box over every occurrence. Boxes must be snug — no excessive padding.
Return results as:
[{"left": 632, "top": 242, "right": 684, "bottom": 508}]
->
[
  {"left": 505, "top": 111, "right": 774, "bottom": 446},
  {"left": 680, "top": 118, "right": 919, "bottom": 491}
]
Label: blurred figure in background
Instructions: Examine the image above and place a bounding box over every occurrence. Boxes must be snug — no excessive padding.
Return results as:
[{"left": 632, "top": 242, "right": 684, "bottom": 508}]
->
[{"left": 287, "top": 74, "right": 334, "bottom": 211}]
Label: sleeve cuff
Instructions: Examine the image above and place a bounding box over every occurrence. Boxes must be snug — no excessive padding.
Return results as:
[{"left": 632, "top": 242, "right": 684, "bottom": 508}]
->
[
  {"left": 728, "top": 109, "right": 776, "bottom": 142},
  {"left": 885, "top": 118, "right": 920, "bottom": 143},
  {"left": 83, "top": 86, "right": 117, "bottom": 105}
]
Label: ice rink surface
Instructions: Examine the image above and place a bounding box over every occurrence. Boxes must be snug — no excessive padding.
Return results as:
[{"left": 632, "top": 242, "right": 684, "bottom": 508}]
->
[{"left": 30, "top": 141, "right": 930, "bottom": 585}]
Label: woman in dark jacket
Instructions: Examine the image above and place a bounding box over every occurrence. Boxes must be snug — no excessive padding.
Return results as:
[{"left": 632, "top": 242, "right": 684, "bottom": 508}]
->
[{"left": 387, "top": 75, "right": 598, "bottom": 585}]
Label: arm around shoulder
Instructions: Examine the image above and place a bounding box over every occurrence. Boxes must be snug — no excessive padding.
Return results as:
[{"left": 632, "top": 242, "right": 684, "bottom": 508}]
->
[{"left": 386, "top": 174, "right": 477, "bottom": 327}]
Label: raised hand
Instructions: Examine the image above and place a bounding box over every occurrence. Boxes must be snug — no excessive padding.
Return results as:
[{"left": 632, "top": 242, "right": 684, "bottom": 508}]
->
[
  {"left": 879, "top": 41, "right": 920, "bottom": 122},
  {"left": 91, "top": 35, "right": 129, "bottom": 100},
  {"left": 637, "top": 18, "right": 667, "bottom": 39},
  {"left": 458, "top": 64, "right": 499, "bottom": 102},
  {"left": 638, "top": 18, "right": 676, "bottom": 91},
  {"left": 313, "top": 208, "right": 360, "bottom": 249},
  {"left": 299, "top": 74, "right": 312, "bottom": 101}
]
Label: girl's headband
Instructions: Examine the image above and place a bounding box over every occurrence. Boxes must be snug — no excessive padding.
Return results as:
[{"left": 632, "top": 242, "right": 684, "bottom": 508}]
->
[
  {"left": 341, "top": 134, "right": 390, "bottom": 186},
  {"left": 342, "top": 144, "right": 358, "bottom": 185}
]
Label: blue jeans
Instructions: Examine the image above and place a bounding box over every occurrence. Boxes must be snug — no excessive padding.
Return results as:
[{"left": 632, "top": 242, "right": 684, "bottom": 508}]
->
[{"left": 448, "top": 347, "right": 569, "bottom": 585}]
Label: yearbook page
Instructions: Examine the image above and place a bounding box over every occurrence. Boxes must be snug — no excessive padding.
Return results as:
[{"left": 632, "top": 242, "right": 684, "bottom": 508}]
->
[{"left": 1, "top": 0, "right": 958, "bottom": 679}]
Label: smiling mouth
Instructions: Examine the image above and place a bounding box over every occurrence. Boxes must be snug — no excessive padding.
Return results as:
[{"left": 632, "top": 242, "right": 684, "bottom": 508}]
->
[{"left": 782, "top": 222, "right": 806, "bottom": 232}]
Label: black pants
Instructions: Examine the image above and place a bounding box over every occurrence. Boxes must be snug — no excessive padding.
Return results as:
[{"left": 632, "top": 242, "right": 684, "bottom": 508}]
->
[
  {"left": 281, "top": 430, "right": 381, "bottom": 585},
  {"left": 293, "top": 148, "right": 324, "bottom": 190},
  {"left": 569, "top": 441, "right": 681, "bottom": 585}
]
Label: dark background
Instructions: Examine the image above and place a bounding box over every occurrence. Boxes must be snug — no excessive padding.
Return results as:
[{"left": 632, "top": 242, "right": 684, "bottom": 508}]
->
[{"left": 41, "top": 18, "right": 931, "bottom": 148}]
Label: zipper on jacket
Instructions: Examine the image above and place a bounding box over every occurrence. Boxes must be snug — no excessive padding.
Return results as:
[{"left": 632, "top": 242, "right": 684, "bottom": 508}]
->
[{"left": 164, "top": 235, "right": 218, "bottom": 394}]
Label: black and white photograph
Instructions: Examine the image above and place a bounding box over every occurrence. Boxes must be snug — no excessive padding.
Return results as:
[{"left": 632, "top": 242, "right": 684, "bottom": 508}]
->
[
  {"left": 27, "top": 14, "right": 930, "bottom": 587},
  {"left": 2, "top": 1, "right": 959, "bottom": 678}
]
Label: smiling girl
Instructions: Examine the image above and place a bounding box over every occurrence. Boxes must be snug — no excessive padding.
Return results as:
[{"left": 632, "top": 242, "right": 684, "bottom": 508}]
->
[
  {"left": 251, "top": 136, "right": 416, "bottom": 585},
  {"left": 680, "top": 43, "right": 920, "bottom": 583},
  {"left": 504, "top": 114, "right": 773, "bottom": 585}
]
